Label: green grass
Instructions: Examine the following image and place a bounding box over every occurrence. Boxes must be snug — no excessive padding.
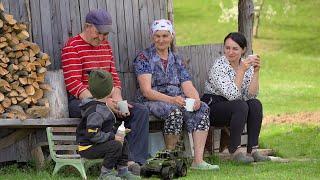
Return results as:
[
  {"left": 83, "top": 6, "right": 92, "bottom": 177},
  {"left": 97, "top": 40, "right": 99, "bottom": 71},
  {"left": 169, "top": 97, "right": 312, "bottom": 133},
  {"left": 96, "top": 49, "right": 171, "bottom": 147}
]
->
[
  {"left": 1, "top": 123, "right": 320, "bottom": 180},
  {"left": 1, "top": 0, "right": 320, "bottom": 179},
  {"left": 175, "top": 0, "right": 320, "bottom": 115}
]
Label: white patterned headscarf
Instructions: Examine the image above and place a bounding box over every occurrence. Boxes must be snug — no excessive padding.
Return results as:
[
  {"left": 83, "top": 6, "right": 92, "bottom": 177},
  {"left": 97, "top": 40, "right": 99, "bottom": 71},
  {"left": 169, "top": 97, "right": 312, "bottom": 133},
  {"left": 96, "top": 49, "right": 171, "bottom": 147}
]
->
[{"left": 151, "top": 19, "right": 175, "bottom": 36}]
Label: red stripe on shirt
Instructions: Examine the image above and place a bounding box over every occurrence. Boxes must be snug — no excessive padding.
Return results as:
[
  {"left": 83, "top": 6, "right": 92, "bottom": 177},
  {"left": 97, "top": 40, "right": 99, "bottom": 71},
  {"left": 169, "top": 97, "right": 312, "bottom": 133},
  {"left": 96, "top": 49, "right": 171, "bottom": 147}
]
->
[{"left": 61, "top": 35, "right": 121, "bottom": 98}]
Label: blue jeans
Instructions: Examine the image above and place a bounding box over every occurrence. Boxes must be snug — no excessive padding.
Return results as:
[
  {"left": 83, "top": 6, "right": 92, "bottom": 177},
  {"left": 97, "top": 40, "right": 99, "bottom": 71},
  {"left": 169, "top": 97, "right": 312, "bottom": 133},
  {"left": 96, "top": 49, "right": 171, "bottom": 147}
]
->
[{"left": 69, "top": 96, "right": 149, "bottom": 164}]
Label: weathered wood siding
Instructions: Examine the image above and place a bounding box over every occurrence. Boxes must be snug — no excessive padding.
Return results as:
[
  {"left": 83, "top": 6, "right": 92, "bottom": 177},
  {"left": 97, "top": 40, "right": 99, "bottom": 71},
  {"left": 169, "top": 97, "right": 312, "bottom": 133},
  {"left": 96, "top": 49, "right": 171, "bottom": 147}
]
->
[
  {"left": 0, "top": 0, "right": 224, "bottom": 101},
  {"left": 0, "top": 0, "right": 167, "bottom": 72}
]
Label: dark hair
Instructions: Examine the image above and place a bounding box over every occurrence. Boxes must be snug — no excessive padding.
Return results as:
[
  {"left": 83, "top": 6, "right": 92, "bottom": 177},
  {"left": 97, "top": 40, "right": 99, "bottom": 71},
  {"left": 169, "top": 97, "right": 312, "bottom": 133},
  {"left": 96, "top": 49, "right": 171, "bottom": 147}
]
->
[{"left": 223, "top": 32, "right": 247, "bottom": 49}]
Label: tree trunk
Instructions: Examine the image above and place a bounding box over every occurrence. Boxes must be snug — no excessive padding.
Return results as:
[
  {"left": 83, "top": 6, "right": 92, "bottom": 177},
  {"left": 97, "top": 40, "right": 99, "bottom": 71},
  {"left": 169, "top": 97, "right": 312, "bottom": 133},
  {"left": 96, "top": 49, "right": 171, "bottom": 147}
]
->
[{"left": 238, "top": 0, "right": 254, "bottom": 55}]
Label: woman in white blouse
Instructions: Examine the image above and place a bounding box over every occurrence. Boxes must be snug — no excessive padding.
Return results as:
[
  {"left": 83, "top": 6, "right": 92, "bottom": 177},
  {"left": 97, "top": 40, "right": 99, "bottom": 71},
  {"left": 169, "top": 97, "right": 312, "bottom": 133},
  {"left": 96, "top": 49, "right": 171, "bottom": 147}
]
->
[{"left": 201, "top": 32, "right": 270, "bottom": 163}]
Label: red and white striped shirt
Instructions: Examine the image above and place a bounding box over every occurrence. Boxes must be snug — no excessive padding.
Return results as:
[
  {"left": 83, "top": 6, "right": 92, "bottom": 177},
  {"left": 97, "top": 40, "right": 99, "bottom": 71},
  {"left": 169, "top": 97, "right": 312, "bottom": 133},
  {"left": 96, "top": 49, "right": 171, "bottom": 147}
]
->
[{"left": 61, "top": 35, "right": 121, "bottom": 98}]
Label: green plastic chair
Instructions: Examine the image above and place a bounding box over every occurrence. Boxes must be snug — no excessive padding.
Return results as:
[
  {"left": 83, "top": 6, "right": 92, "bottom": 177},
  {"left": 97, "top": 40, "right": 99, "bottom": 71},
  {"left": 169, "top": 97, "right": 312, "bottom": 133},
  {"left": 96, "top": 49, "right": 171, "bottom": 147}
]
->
[{"left": 46, "top": 127, "right": 103, "bottom": 180}]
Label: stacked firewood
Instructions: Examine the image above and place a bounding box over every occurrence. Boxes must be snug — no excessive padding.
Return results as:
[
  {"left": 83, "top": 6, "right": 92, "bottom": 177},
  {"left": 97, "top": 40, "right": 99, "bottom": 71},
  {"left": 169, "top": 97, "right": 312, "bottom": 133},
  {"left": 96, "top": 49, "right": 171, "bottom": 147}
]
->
[{"left": 0, "top": 3, "right": 51, "bottom": 119}]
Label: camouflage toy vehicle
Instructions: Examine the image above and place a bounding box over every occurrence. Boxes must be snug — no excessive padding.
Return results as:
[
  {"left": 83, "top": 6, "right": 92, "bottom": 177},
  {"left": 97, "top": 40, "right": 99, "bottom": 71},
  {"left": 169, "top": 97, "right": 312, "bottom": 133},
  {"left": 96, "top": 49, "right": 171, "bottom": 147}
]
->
[{"left": 140, "top": 150, "right": 187, "bottom": 180}]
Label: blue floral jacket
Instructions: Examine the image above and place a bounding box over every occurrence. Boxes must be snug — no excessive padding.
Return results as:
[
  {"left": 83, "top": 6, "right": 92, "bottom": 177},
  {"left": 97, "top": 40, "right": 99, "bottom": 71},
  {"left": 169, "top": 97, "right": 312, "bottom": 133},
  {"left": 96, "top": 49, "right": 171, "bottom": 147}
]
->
[{"left": 133, "top": 45, "right": 191, "bottom": 102}]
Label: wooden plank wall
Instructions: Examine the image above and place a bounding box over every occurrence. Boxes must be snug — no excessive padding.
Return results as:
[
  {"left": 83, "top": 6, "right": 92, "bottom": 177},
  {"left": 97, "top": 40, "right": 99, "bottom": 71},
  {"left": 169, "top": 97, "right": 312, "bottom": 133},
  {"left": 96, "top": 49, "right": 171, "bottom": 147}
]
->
[
  {"left": 0, "top": 0, "right": 224, "bottom": 101},
  {"left": 0, "top": 0, "right": 167, "bottom": 71}
]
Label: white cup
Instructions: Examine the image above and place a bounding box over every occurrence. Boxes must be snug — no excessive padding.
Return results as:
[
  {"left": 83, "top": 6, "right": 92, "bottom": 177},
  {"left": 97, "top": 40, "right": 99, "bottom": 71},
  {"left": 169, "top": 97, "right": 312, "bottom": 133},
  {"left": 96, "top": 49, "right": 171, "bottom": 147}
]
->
[
  {"left": 117, "top": 100, "right": 129, "bottom": 113},
  {"left": 184, "top": 98, "right": 195, "bottom": 112},
  {"left": 248, "top": 54, "right": 257, "bottom": 59}
]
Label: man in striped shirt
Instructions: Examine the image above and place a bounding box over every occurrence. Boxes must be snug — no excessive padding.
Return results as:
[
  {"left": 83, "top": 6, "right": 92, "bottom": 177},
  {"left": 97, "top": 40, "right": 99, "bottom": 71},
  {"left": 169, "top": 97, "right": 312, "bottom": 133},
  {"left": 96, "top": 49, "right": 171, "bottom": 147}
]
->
[{"left": 61, "top": 9, "right": 149, "bottom": 171}]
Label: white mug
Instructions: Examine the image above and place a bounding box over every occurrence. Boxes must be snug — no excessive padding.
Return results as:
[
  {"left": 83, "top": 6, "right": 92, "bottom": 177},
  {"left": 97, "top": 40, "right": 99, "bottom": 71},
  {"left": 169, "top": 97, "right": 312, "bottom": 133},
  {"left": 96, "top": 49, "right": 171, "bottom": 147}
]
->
[
  {"left": 117, "top": 100, "right": 129, "bottom": 113},
  {"left": 184, "top": 98, "right": 195, "bottom": 112}
]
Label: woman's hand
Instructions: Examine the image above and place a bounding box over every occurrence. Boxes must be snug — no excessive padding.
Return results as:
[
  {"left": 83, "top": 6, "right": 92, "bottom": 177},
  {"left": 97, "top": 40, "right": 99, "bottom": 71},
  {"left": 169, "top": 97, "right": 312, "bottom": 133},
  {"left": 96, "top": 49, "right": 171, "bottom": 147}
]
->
[
  {"left": 193, "top": 99, "right": 201, "bottom": 111},
  {"left": 251, "top": 55, "right": 261, "bottom": 72},
  {"left": 239, "top": 58, "right": 253, "bottom": 72},
  {"left": 170, "top": 96, "right": 186, "bottom": 107}
]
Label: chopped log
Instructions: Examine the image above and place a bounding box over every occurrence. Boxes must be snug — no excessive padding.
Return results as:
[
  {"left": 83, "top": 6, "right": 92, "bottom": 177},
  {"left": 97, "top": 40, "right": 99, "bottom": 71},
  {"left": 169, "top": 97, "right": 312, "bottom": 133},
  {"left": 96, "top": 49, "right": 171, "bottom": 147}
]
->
[
  {"left": 4, "top": 73, "right": 14, "bottom": 83},
  {"left": 8, "top": 64, "right": 19, "bottom": 73},
  {"left": 37, "top": 98, "right": 49, "bottom": 107},
  {"left": 2, "top": 24, "right": 12, "bottom": 32},
  {"left": 0, "top": 56, "right": 9, "bottom": 63},
  {"left": 8, "top": 90, "right": 18, "bottom": 97},
  {"left": 19, "top": 77, "right": 28, "bottom": 85},
  {"left": 38, "top": 52, "right": 49, "bottom": 60},
  {"left": 18, "top": 23, "right": 27, "bottom": 30},
  {"left": 0, "top": 79, "right": 10, "bottom": 90},
  {"left": 7, "top": 105, "right": 27, "bottom": 119},
  {"left": 15, "top": 51, "right": 24, "bottom": 58},
  {"left": 1, "top": 97, "right": 11, "bottom": 108},
  {"left": 31, "top": 89, "right": 43, "bottom": 103},
  {"left": 29, "top": 49, "right": 35, "bottom": 57},
  {"left": 0, "top": 66, "right": 9, "bottom": 75},
  {"left": 17, "top": 30, "right": 29, "bottom": 40},
  {"left": 16, "top": 96, "right": 24, "bottom": 102},
  {"left": 26, "top": 106, "right": 49, "bottom": 118},
  {"left": 27, "top": 77, "right": 34, "bottom": 85},
  {"left": 19, "top": 97, "right": 32, "bottom": 108},
  {"left": 16, "top": 86, "right": 25, "bottom": 94},
  {"left": 26, "top": 41, "right": 40, "bottom": 54},
  {"left": 0, "top": 3, "right": 4, "bottom": 11},
  {"left": 36, "top": 67, "right": 46, "bottom": 73},
  {"left": 0, "top": 104, "right": 4, "bottom": 114},
  {"left": 25, "top": 85, "right": 35, "bottom": 95},
  {"left": 16, "top": 70, "right": 28, "bottom": 76},
  {"left": 10, "top": 81, "right": 20, "bottom": 90},
  {"left": 0, "top": 19, "right": 2, "bottom": 28},
  {"left": 0, "top": 92, "right": 4, "bottom": 102},
  {"left": 0, "top": 62, "right": 7, "bottom": 68},
  {"left": 29, "top": 71, "right": 37, "bottom": 79},
  {"left": 13, "top": 43, "right": 27, "bottom": 51},
  {"left": 39, "top": 83, "right": 52, "bottom": 91},
  {"left": 36, "top": 73, "right": 45, "bottom": 82},
  {"left": 19, "top": 55, "right": 29, "bottom": 62},
  {"left": 3, "top": 13, "right": 17, "bottom": 25},
  {"left": 0, "top": 42, "right": 8, "bottom": 48},
  {"left": 32, "top": 82, "right": 39, "bottom": 89},
  {"left": 11, "top": 97, "right": 17, "bottom": 105}
]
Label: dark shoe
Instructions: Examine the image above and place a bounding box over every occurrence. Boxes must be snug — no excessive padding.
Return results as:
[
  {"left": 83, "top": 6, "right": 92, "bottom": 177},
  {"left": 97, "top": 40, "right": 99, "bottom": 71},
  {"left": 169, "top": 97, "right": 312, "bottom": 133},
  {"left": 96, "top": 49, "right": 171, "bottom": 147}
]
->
[
  {"left": 118, "top": 171, "right": 141, "bottom": 180},
  {"left": 99, "top": 171, "right": 121, "bottom": 180},
  {"left": 252, "top": 151, "right": 271, "bottom": 162},
  {"left": 232, "top": 152, "right": 254, "bottom": 164},
  {"left": 128, "top": 163, "right": 141, "bottom": 175}
]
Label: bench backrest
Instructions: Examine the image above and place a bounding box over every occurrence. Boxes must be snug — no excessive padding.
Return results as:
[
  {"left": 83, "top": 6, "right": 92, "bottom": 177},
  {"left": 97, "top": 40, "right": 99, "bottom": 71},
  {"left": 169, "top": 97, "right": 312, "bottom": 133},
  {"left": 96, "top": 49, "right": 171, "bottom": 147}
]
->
[{"left": 46, "top": 127, "right": 80, "bottom": 161}]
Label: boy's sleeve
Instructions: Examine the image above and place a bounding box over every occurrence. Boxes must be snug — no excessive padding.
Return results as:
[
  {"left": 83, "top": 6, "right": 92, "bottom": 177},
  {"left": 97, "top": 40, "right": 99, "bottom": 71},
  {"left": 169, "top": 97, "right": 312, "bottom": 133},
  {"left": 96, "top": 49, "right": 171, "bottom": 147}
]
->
[{"left": 86, "top": 112, "right": 115, "bottom": 143}]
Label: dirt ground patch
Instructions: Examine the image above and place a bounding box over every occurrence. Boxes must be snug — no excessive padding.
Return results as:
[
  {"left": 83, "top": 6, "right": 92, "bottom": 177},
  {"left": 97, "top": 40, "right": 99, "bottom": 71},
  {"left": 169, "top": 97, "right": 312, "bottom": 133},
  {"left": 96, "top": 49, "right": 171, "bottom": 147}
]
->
[{"left": 263, "top": 111, "right": 320, "bottom": 125}]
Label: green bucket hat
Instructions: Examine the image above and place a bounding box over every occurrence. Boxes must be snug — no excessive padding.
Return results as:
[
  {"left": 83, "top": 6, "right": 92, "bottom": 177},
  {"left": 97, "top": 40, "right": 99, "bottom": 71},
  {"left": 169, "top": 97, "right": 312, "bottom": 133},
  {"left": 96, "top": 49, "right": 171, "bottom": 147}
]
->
[{"left": 88, "top": 69, "right": 113, "bottom": 99}]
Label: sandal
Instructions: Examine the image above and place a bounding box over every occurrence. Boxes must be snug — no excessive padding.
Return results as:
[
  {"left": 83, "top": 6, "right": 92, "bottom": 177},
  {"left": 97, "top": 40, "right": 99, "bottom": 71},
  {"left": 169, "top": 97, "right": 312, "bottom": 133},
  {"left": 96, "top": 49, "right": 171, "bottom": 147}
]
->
[{"left": 190, "top": 161, "right": 219, "bottom": 171}]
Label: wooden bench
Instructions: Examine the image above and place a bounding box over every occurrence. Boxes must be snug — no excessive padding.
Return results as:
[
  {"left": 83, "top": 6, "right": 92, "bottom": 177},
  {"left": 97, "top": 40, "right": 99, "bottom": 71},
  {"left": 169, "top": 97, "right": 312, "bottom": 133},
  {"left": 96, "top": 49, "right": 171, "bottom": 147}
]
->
[{"left": 46, "top": 126, "right": 102, "bottom": 180}]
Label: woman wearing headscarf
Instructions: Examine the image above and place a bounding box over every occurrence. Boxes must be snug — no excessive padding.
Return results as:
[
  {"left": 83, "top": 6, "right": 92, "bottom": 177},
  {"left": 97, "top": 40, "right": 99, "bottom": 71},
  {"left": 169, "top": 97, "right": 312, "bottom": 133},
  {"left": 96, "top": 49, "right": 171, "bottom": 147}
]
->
[{"left": 133, "top": 19, "right": 219, "bottom": 170}]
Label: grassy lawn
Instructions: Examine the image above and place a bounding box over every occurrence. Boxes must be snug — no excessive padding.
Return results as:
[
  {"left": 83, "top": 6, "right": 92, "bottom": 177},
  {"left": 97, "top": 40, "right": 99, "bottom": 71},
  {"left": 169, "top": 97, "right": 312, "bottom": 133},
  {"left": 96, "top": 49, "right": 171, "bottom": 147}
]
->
[{"left": 1, "top": 0, "right": 320, "bottom": 179}]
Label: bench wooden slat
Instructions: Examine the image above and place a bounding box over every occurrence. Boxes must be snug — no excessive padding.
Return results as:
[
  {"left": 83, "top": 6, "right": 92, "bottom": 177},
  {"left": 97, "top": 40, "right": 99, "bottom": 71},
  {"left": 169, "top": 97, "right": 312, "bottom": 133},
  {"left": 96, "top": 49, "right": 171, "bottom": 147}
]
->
[
  {"left": 52, "top": 127, "right": 77, "bottom": 133},
  {"left": 52, "top": 135, "right": 76, "bottom": 141},
  {"left": 53, "top": 145, "right": 78, "bottom": 151},
  {"left": 56, "top": 154, "right": 81, "bottom": 159}
]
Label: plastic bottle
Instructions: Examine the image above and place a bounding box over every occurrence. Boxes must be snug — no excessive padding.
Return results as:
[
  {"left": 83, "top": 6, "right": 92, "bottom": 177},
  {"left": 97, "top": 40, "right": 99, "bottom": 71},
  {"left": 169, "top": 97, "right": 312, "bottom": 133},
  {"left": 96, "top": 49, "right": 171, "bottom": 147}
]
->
[{"left": 116, "top": 121, "right": 126, "bottom": 139}]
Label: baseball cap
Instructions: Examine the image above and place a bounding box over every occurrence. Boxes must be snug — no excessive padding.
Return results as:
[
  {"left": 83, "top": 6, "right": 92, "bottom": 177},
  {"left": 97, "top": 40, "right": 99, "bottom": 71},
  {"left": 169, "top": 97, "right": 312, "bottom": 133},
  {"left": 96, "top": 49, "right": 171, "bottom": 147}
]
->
[{"left": 86, "top": 9, "right": 114, "bottom": 33}]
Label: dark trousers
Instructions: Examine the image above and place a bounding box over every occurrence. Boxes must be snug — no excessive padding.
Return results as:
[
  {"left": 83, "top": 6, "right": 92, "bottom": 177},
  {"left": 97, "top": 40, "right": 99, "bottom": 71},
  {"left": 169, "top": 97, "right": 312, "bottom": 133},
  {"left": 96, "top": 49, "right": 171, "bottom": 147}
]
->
[
  {"left": 79, "top": 140, "right": 128, "bottom": 169},
  {"left": 201, "top": 94, "right": 263, "bottom": 153},
  {"left": 69, "top": 96, "right": 149, "bottom": 164}
]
